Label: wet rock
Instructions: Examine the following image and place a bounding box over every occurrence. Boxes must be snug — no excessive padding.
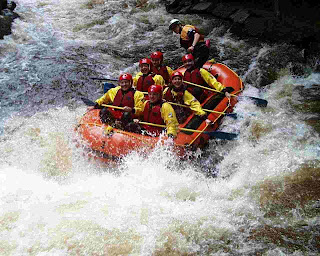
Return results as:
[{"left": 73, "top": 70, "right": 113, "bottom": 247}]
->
[
  {"left": 244, "top": 45, "right": 305, "bottom": 87},
  {"left": 0, "top": 1, "right": 19, "bottom": 39},
  {"left": 191, "top": 2, "right": 213, "bottom": 12},
  {"left": 164, "top": 0, "right": 320, "bottom": 66}
]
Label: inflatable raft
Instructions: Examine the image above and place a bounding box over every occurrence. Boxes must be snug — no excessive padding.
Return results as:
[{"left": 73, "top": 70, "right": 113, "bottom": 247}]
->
[{"left": 76, "top": 62, "right": 244, "bottom": 163}]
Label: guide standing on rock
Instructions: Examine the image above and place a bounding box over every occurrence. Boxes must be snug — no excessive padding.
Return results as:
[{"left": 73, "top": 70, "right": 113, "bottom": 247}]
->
[{"left": 169, "top": 18, "right": 210, "bottom": 68}]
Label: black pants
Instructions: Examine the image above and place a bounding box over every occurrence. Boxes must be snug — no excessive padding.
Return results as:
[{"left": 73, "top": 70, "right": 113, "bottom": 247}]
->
[{"left": 193, "top": 42, "right": 210, "bottom": 68}]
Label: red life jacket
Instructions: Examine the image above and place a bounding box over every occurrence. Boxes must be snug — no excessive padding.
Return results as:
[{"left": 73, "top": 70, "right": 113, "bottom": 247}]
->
[
  {"left": 164, "top": 87, "right": 192, "bottom": 124},
  {"left": 142, "top": 100, "right": 165, "bottom": 136},
  {"left": 151, "top": 66, "right": 170, "bottom": 83},
  {"left": 109, "top": 88, "right": 135, "bottom": 120},
  {"left": 183, "top": 68, "right": 209, "bottom": 101},
  {"left": 136, "top": 73, "right": 155, "bottom": 92}
]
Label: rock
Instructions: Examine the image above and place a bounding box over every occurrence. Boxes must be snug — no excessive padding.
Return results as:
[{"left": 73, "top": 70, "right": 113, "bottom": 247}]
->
[
  {"left": 191, "top": 2, "right": 213, "bottom": 12},
  {"left": 230, "top": 9, "right": 250, "bottom": 23},
  {"left": 0, "top": 1, "right": 19, "bottom": 39},
  {"left": 211, "top": 3, "right": 238, "bottom": 19}
]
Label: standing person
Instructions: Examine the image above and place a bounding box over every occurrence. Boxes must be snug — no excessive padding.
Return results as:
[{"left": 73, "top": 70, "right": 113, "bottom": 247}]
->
[
  {"left": 133, "top": 58, "right": 165, "bottom": 93},
  {"left": 169, "top": 18, "right": 210, "bottom": 68},
  {"left": 134, "top": 85, "right": 178, "bottom": 138},
  {"left": 181, "top": 54, "right": 233, "bottom": 103},
  {"left": 94, "top": 73, "right": 144, "bottom": 130},
  {"left": 150, "top": 51, "right": 174, "bottom": 84},
  {"left": 163, "top": 71, "right": 208, "bottom": 124}
]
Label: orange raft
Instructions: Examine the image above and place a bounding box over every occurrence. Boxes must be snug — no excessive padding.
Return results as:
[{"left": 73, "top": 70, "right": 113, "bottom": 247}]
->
[{"left": 75, "top": 62, "right": 244, "bottom": 163}]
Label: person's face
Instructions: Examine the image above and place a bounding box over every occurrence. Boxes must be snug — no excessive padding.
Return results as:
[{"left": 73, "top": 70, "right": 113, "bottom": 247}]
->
[
  {"left": 183, "top": 59, "right": 194, "bottom": 69},
  {"left": 172, "top": 76, "right": 182, "bottom": 89},
  {"left": 151, "top": 58, "right": 161, "bottom": 68},
  {"left": 119, "top": 79, "right": 131, "bottom": 91},
  {"left": 171, "top": 24, "right": 180, "bottom": 34},
  {"left": 140, "top": 63, "right": 150, "bottom": 74},
  {"left": 148, "top": 92, "right": 161, "bottom": 103}
]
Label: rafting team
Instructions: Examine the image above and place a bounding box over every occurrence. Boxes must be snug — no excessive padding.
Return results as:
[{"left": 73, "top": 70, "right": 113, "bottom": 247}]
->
[{"left": 92, "top": 19, "right": 234, "bottom": 139}]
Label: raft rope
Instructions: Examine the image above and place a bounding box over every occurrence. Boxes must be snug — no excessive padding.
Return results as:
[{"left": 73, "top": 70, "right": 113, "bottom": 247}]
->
[
  {"left": 78, "top": 122, "right": 155, "bottom": 147},
  {"left": 188, "top": 97, "right": 231, "bottom": 146}
]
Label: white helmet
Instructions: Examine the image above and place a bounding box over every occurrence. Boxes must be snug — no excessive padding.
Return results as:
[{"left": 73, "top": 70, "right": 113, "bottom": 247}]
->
[{"left": 169, "top": 19, "right": 181, "bottom": 30}]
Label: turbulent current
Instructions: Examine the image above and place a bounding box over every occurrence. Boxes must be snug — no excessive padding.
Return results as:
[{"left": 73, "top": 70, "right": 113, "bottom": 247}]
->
[{"left": 0, "top": 0, "right": 320, "bottom": 255}]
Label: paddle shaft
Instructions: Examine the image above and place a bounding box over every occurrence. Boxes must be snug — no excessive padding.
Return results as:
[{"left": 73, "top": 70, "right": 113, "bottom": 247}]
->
[
  {"left": 183, "top": 80, "right": 268, "bottom": 107},
  {"left": 168, "top": 102, "right": 229, "bottom": 115},
  {"left": 138, "top": 121, "right": 208, "bottom": 134}
]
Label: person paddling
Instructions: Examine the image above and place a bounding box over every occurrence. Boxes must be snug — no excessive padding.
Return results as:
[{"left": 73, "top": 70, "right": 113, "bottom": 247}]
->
[
  {"left": 150, "top": 51, "right": 174, "bottom": 84},
  {"left": 181, "top": 54, "right": 234, "bottom": 103},
  {"left": 163, "top": 71, "right": 209, "bottom": 124},
  {"left": 134, "top": 85, "right": 178, "bottom": 138},
  {"left": 133, "top": 58, "right": 165, "bottom": 93},
  {"left": 169, "top": 18, "right": 209, "bottom": 68},
  {"left": 94, "top": 73, "right": 144, "bottom": 130}
]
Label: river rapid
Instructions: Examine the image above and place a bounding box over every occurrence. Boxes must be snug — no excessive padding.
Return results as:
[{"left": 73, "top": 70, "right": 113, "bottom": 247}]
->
[{"left": 0, "top": 0, "right": 320, "bottom": 255}]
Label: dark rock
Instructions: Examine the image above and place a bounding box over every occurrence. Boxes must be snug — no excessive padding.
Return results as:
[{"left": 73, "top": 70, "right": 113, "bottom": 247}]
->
[
  {"left": 0, "top": 15, "right": 12, "bottom": 39},
  {"left": 191, "top": 2, "right": 213, "bottom": 12},
  {"left": 230, "top": 9, "right": 250, "bottom": 23},
  {"left": 211, "top": 3, "right": 238, "bottom": 19},
  {"left": 244, "top": 44, "right": 305, "bottom": 87}
]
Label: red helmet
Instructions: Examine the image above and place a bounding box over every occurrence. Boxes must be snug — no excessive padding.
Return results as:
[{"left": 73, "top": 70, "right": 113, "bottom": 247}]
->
[
  {"left": 182, "top": 54, "right": 194, "bottom": 62},
  {"left": 139, "top": 58, "right": 152, "bottom": 67},
  {"left": 119, "top": 73, "right": 133, "bottom": 83},
  {"left": 148, "top": 84, "right": 163, "bottom": 94},
  {"left": 171, "top": 71, "right": 183, "bottom": 79},
  {"left": 150, "top": 51, "right": 163, "bottom": 61}
]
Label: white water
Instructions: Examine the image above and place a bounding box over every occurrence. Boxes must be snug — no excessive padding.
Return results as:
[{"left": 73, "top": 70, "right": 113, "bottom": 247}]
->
[{"left": 1, "top": 0, "right": 320, "bottom": 255}]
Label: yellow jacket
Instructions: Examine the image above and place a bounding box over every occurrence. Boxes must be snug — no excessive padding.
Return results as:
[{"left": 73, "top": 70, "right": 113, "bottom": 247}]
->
[
  {"left": 199, "top": 68, "right": 225, "bottom": 92},
  {"left": 133, "top": 72, "right": 165, "bottom": 88},
  {"left": 163, "top": 87, "right": 206, "bottom": 117},
  {"left": 140, "top": 101, "right": 179, "bottom": 137},
  {"left": 95, "top": 86, "right": 145, "bottom": 116}
]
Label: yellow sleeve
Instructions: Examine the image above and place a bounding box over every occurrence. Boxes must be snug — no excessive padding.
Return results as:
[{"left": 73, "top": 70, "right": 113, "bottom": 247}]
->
[
  {"left": 133, "top": 91, "right": 145, "bottom": 117},
  {"left": 95, "top": 86, "right": 120, "bottom": 105},
  {"left": 200, "top": 68, "right": 225, "bottom": 92},
  {"left": 133, "top": 72, "right": 142, "bottom": 88},
  {"left": 166, "top": 66, "right": 174, "bottom": 77},
  {"left": 183, "top": 90, "right": 206, "bottom": 116},
  {"left": 153, "top": 75, "right": 165, "bottom": 86},
  {"left": 161, "top": 102, "right": 179, "bottom": 137}
]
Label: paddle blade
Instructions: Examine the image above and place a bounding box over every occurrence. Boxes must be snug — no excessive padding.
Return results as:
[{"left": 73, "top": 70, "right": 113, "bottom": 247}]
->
[
  {"left": 81, "top": 97, "right": 96, "bottom": 106},
  {"left": 204, "top": 130, "right": 238, "bottom": 140},
  {"left": 103, "top": 82, "right": 116, "bottom": 93},
  {"left": 226, "top": 113, "right": 237, "bottom": 119},
  {"left": 239, "top": 96, "right": 268, "bottom": 107}
]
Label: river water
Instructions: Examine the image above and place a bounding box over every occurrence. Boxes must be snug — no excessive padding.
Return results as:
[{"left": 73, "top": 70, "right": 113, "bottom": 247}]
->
[{"left": 1, "top": 0, "right": 320, "bottom": 255}]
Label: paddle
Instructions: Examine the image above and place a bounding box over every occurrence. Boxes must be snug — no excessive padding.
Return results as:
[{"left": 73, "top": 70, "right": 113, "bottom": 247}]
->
[
  {"left": 137, "top": 121, "right": 238, "bottom": 140},
  {"left": 81, "top": 98, "right": 141, "bottom": 111},
  {"left": 168, "top": 102, "right": 237, "bottom": 119},
  {"left": 183, "top": 80, "right": 268, "bottom": 107},
  {"left": 81, "top": 98, "right": 238, "bottom": 140},
  {"left": 90, "top": 77, "right": 118, "bottom": 81}
]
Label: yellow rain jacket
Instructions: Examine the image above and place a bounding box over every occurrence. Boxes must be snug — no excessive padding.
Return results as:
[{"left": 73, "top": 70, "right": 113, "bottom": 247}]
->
[
  {"left": 200, "top": 68, "right": 225, "bottom": 92},
  {"left": 163, "top": 87, "right": 206, "bottom": 117},
  {"left": 95, "top": 86, "right": 145, "bottom": 116},
  {"left": 133, "top": 72, "right": 165, "bottom": 88},
  {"left": 140, "top": 100, "right": 179, "bottom": 137}
]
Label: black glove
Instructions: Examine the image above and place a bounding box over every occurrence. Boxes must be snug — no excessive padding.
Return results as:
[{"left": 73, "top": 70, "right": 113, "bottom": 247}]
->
[
  {"left": 221, "top": 87, "right": 234, "bottom": 94},
  {"left": 94, "top": 103, "right": 103, "bottom": 109}
]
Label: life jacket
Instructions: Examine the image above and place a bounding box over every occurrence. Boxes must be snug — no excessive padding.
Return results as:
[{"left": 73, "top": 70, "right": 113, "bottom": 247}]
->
[
  {"left": 151, "top": 65, "right": 170, "bottom": 84},
  {"left": 136, "top": 73, "right": 155, "bottom": 92},
  {"left": 183, "top": 68, "right": 209, "bottom": 102},
  {"left": 142, "top": 100, "right": 165, "bottom": 136},
  {"left": 164, "top": 87, "right": 191, "bottom": 124},
  {"left": 180, "top": 25, "right": 205, "bottom": 50},
  {"left": 109, "top": 88, "right": 135, "bottom": 120}
]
